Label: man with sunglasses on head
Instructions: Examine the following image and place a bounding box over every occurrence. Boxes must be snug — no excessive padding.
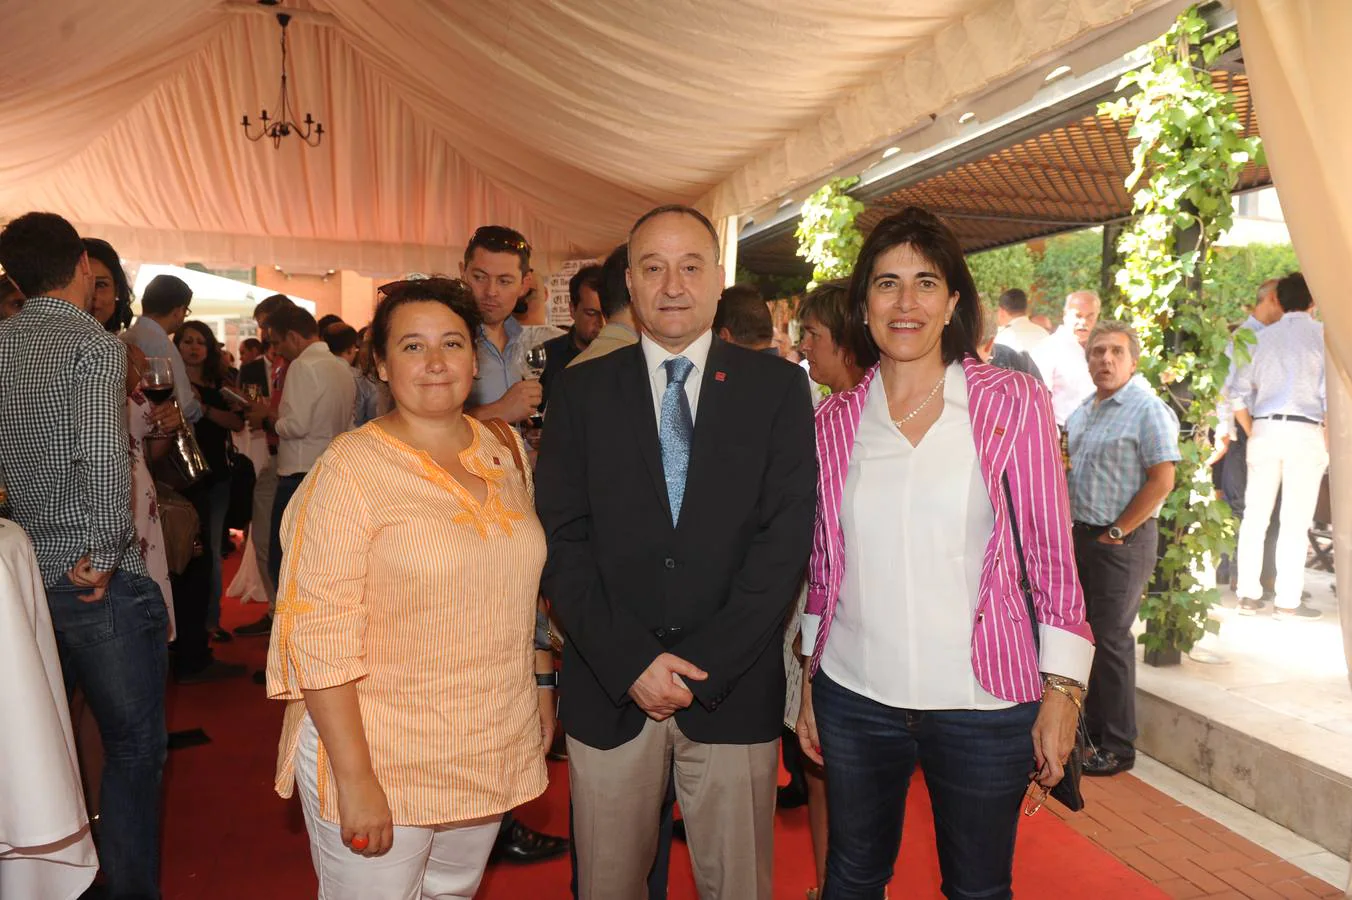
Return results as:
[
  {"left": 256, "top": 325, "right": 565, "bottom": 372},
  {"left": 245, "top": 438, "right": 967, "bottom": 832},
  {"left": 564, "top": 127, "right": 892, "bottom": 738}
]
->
[
  {"left": 453, "top": 226, "right": 571, "bottom": 866},
  {"left": 460, "top": 226, "right": 564, "bottom": 426}
]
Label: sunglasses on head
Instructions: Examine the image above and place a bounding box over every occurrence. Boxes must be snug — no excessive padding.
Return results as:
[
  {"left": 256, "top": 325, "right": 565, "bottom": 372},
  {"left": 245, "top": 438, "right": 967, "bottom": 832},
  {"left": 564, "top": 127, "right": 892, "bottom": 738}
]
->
[
  {"left": 377, "top": 274, "right": 469, "bottom": 296},
  {"left": 470, "top": 226, "right": 532, "bottom": 255}
]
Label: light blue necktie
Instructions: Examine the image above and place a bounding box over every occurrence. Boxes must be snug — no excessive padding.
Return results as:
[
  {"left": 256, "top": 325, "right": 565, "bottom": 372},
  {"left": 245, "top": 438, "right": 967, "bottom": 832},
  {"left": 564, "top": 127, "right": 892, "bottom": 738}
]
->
[{"left": 660, "top": 356, "right": 695, "bottom": 525}]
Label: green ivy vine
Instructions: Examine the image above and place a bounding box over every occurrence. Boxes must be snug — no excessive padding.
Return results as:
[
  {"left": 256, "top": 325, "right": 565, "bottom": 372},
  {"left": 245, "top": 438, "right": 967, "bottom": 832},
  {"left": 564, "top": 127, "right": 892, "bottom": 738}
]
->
[
  {"left": 1099, "top": 7, "right": 1264, "bottom": 657},
  {"left": 795, "top": 177, "right": 866, "bottom": 286}
]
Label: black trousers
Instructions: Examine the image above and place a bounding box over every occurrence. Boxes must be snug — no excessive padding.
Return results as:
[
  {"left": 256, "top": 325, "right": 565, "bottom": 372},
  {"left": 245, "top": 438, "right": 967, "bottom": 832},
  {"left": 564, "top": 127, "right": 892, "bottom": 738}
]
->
[
  {"left": 1219, "top": 427, "right": 1279, "bottom": 591},
  {"left": 169, "top": 482, "right": 217, "bottom": 676},
  {"left": 1074, "top": 519, "right": 1158, "bottom": 759}
]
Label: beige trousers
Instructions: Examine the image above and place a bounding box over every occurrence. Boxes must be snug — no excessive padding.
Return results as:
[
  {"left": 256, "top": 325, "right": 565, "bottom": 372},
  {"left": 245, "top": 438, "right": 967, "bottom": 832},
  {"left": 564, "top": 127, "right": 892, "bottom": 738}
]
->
[{"left": 568, "top": 717, "right": 778, "bottom": 900}]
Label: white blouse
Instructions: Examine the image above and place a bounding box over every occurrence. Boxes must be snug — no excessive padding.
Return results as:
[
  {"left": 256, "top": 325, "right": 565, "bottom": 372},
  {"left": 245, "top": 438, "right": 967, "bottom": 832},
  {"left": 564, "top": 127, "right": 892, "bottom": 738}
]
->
[{"left": 819, "top": 362, "right": 1014, "bottom": 710}]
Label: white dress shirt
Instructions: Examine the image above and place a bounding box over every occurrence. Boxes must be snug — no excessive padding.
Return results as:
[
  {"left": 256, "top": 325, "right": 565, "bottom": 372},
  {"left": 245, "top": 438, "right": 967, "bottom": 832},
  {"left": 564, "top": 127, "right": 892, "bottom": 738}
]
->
[
  {"left": 1231, "top": 311, "right": 1326, "bottom": 422},
  {"left": 818, "top": 363, "right": 1013, "bottom": 710},
  {"left": 1030, "top": 328, "right": 1095, "bottom": 427},
  {"left": 639, "top": 330, "right": 714, "bottom": 425},
  {"left": 274, "top": 341, "right": 357, "bottom": 476},
  {"left": 994, "top": 315, "right": 1050, "bottom": 355},
  {"left": 121, "top": 316, "right": 203, "bottom": 423}
]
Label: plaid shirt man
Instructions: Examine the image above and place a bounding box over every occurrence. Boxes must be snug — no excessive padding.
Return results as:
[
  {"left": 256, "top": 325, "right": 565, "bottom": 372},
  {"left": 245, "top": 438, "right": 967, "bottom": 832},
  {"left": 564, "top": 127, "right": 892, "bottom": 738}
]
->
[
  {"left": 0, "top": 296, "right": 148, "bottom": 585},
  {"left": 1065, "top": 378, "right": 1181, "bottom": 526}
]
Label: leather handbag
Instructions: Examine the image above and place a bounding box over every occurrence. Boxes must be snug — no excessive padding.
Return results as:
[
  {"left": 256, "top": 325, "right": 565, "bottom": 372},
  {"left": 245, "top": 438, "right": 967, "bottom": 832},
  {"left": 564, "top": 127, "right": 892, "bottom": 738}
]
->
[
  {"left": 224, "top": 446, "right": 256, "bottom": 531},
  {"left": 1002, "top": 472, "right": 1087, "bottom": 813},
  {"left": 154, "top": 482, "right": 202, "bottom": 575}
]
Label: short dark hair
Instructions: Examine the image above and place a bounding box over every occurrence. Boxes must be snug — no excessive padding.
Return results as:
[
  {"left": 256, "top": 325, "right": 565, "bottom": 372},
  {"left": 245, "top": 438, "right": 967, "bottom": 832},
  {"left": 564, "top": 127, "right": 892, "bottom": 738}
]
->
[
  {"left": 324, "top": 324, "right": 361, "bottom": 357},
  {"left": 997, "top": 288, "right": 1029, "bottom": 315},
  {"left": 253, "top": 292, "right": 294, "bottom": 323},
  {"left": 627, "top": 205, "right": 721, "bottom": 263},
  {"left": 141, "top": 273, "right": 193, "bottom": 317},
  {"left": 798, "top": 279, "right": 878, "bottom": 371},
  {"left": 713, "top": 284, "right": 773, "bottom": 346},
  {"left": 83, "top": 237, "right": 134, "bottom": 332},
  {"left": 370, "top": 277, "right": 481, "bottom": 375},
  {"left": 1276, "top": 272, "right": 1313, "bottom": 312},
  {"left": 463, "top": 225, "right": 531, "bottom": 274},
  {"left": 268, "top": 304, "right": 319, "bottom": 340},
  {"left": 845, "top": 206, "right": 981, "bottom": 366},
  {"left": 598, "top": 244, "right": 631, "bottom": 319},
  {"left": 568, "top": 264, "right": 604, "bottom": 310},
  {"left": 241, "top": 337, "right": 263, "bottom": 355},
  {"left": 0, "top": 212, "right": 85, "bottom": 298},
  {"left": 317, "top": 314, "right": 346, "bottom": 333},
  {"left": 174, "top": 320, "right": 226, "bottom": 386}
]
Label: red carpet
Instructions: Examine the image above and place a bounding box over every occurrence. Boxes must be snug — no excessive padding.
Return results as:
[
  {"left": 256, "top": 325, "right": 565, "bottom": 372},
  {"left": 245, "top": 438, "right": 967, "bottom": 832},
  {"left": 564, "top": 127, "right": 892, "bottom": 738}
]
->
[{"left": 158, "top": 549, "right": 1167, "bottom": 899}]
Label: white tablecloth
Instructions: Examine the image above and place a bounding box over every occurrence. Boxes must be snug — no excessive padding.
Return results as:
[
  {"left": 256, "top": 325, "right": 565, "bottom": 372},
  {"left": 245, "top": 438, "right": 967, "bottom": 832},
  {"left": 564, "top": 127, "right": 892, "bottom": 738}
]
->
[{"left": 0, "top": 519, "right": 98, "bottom": 900}]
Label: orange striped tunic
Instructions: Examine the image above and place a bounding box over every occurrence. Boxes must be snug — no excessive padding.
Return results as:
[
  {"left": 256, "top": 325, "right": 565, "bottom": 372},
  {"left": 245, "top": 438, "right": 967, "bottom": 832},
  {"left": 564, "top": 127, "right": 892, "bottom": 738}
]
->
[{"left": 265, "top": 418, "right": 548, "bottom": 826}]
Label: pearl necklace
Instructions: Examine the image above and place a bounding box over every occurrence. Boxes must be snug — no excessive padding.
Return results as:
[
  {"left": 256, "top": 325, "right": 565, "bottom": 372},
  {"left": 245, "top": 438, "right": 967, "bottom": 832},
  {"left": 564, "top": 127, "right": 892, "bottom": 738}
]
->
[{"left": 891, "top": 374, "right": 946, "bottom": 428}]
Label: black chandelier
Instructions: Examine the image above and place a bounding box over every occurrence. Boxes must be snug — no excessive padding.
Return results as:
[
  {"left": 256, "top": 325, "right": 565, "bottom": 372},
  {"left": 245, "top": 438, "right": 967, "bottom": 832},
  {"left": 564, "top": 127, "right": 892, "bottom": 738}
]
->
[{"left": 241, "top": 10, "right": 324, "bottom": 148}]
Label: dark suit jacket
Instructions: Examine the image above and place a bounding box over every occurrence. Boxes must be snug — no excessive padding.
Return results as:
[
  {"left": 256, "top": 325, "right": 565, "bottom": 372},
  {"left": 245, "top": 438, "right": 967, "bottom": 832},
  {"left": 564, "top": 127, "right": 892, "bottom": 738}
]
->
[
  {"left": 535, "top": 336, "right": 817, "bottom": 750},
  {"left": 539, "top": 329, "right": 582, "bottom": 412},
  {"left": 239, "top": 357, "right": 270, "bottom": 396}
]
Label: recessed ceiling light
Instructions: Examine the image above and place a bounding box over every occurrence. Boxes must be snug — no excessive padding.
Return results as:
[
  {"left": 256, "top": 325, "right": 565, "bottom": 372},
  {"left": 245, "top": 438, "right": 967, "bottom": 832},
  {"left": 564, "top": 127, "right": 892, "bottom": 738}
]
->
[
  {"left": 1045, "top": 64, "right": 1073, "bottom": 82},
  {"left": 958, "top": 111, "right": 977, "bottom": 125},
  {"left": 882, "top": 147, "right": 901, "bottom": 159}
]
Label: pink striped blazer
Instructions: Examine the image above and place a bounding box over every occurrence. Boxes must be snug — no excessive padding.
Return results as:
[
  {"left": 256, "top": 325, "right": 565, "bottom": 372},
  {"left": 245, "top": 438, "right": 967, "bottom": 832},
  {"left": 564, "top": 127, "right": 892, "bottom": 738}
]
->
[{"left": 803, "top": 357, "right": 1094, "bottom": 703}]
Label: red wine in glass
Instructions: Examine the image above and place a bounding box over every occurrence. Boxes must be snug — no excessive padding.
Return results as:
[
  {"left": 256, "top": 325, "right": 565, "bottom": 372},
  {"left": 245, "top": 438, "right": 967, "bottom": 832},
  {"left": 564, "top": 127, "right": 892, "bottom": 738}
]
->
[{"left": 141, "top": 357, "right": 176, "bottom": 433}]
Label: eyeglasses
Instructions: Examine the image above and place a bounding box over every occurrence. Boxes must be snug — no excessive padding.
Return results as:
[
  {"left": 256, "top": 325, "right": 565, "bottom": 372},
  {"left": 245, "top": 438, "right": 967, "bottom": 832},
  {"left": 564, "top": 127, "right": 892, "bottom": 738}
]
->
[
  {"left": 470, "top": 226, "right": 532, "bottom": 255},
  {"left": 1022, "top": 781, "right": 1050, "bottom": 817}
]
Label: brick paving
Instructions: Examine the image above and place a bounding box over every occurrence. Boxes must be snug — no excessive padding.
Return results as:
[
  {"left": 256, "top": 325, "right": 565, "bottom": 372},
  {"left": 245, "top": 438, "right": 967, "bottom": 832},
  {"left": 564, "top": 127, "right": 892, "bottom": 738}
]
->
[{"left": 1046, "top": 772, "right": 1344, "bottom": 899}]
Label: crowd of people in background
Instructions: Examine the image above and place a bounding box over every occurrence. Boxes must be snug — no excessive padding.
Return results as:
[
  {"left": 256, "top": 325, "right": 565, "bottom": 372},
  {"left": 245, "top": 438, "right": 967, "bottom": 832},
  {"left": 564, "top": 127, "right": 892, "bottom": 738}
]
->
[{"left": 0, "top": 201, "right": 1327, "bottom": 900}]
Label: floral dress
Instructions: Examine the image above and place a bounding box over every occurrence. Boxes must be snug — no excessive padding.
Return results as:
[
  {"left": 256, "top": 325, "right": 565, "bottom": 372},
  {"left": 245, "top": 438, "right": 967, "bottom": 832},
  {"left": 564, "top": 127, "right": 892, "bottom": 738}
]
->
[{"left": 128, "top": 391, "right": 176, "bottom": 640}]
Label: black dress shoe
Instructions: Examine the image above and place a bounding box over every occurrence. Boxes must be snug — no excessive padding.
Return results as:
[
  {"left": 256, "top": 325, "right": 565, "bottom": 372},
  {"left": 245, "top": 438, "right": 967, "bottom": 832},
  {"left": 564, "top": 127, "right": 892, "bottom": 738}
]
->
[
  {"left": 492, "top": 820, "right": 569, "bottom": 865},
  {"left": 1083, "top": 749, "right": 1135, "bottom": 776},
  {"left": 777, "top": 783, "right": 808, "bottom": 809}
]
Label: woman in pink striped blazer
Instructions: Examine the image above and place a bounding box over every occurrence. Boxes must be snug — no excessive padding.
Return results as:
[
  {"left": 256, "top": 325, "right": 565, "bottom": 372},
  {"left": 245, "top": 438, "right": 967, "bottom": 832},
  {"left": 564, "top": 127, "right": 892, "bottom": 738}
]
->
[{"left": 794, "top": 208, "right": 1093, "bottom": 900}]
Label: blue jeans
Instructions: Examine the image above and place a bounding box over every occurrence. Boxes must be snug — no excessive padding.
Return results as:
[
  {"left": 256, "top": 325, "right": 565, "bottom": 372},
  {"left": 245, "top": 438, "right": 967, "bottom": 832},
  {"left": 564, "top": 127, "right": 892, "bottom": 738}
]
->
[
  {"left": 48, "top": 570, "right": 169, "bottom": 900},
  {"left": 267, "top": 473, "right": 305, "bottom": 596},
  {"left": 813, "top": 672, "right": 1038, "bottom": 900}
]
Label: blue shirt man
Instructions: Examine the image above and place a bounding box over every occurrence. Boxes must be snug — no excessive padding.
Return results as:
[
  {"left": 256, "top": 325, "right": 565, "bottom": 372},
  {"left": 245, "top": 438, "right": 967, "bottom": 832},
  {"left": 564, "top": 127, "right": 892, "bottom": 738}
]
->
[
  {"left": 1231, "top": 273, "right": 1327, "bottom": 618},
  {"left": 1065, "top": 320, "right": 1180, "bottom": 777}
]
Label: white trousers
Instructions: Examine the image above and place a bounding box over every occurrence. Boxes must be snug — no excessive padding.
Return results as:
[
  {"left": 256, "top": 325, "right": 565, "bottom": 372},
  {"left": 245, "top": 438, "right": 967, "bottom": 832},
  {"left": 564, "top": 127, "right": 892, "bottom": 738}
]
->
[
  {"left": 1236, "top": 419, "right": 1328, "bottom": 609},
  {"left": 295, "top": 715, "right": 501, "bottom": 900}
]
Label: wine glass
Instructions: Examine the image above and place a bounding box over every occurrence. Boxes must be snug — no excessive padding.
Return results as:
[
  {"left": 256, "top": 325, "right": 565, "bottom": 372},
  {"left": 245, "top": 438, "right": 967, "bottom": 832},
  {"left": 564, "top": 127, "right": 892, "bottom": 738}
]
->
[
  {"left": 525, "top": 344, "right": 547, "bottom": 378},
  {"left": 524, "top": 344, "right": 547, "bottom": 429},
  {"left": 141, "top": 357, "right": 175, "bottom": 433}
]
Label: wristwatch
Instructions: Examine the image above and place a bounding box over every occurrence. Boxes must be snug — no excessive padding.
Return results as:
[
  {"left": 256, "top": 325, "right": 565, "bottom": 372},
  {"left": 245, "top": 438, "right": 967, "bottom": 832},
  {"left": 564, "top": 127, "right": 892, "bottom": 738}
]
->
[
  {"left": 1107, "top": 525, "right": 1125, "bottom": 541},
  {"left": 535, "top": 672, "right": 558, "bottom": 689}
]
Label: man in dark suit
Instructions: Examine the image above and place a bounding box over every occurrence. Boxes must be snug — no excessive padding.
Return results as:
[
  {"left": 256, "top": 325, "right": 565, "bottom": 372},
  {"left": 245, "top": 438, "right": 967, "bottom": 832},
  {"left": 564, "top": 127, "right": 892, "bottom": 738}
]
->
[
  {"left": 237, "top": 337, "right": 269, "bottom": 397},
  {"left": 536, "top": 205, "right": 816, "bottom": 900},
  {"left": 540, "top": 263, "right": 605, "bottom": 411}
]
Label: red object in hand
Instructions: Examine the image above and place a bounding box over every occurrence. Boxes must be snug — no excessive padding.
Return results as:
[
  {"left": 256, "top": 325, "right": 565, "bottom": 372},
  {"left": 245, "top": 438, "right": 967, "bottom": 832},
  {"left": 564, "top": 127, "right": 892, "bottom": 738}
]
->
[{"left": 349, "top": 835, "right": 369, "bottom": 851}]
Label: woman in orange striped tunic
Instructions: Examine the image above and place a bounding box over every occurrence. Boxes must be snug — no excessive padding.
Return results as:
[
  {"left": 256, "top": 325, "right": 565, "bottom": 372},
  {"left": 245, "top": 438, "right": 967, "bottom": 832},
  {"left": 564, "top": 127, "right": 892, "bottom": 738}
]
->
[{"left": 265, "top": 277, "right": 549, "bottom": 899}]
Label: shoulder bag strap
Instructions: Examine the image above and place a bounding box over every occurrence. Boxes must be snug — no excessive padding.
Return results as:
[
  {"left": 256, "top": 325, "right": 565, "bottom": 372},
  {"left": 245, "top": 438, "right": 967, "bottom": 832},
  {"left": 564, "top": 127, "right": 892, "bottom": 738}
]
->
[
  {"left": 1001, "top": 471, "right": 1040, "bottom": 654},
  {"left": 485, "top": 418, "right": 529, "bottom": 490}
]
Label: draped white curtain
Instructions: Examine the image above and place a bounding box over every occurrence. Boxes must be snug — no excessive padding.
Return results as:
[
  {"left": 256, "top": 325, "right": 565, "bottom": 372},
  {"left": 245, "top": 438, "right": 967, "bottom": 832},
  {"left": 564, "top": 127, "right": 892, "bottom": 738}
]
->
[
  {"left": 0, "top": 0, "right": 1168, "bottom": 271},
  {"left": 1235, "top": 1, "right": 1352, "bottom": 888}
]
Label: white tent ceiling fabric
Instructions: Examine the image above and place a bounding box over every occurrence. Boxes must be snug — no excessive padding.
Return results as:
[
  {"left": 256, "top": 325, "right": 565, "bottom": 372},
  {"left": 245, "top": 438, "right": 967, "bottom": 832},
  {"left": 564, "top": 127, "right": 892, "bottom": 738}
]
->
[{"left": 0, "top": 0, "right": 1162, "bottom": 273}]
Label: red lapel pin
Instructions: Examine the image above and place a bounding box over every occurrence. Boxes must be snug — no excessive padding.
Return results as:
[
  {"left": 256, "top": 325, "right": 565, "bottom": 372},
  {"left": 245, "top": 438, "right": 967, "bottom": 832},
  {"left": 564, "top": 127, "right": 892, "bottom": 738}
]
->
[
  {"left": 994, "top": 426, "right": 1006, "bottom": 436},
  {"left": 715, "top": 371, "right": 726, "bottom": 382}
]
